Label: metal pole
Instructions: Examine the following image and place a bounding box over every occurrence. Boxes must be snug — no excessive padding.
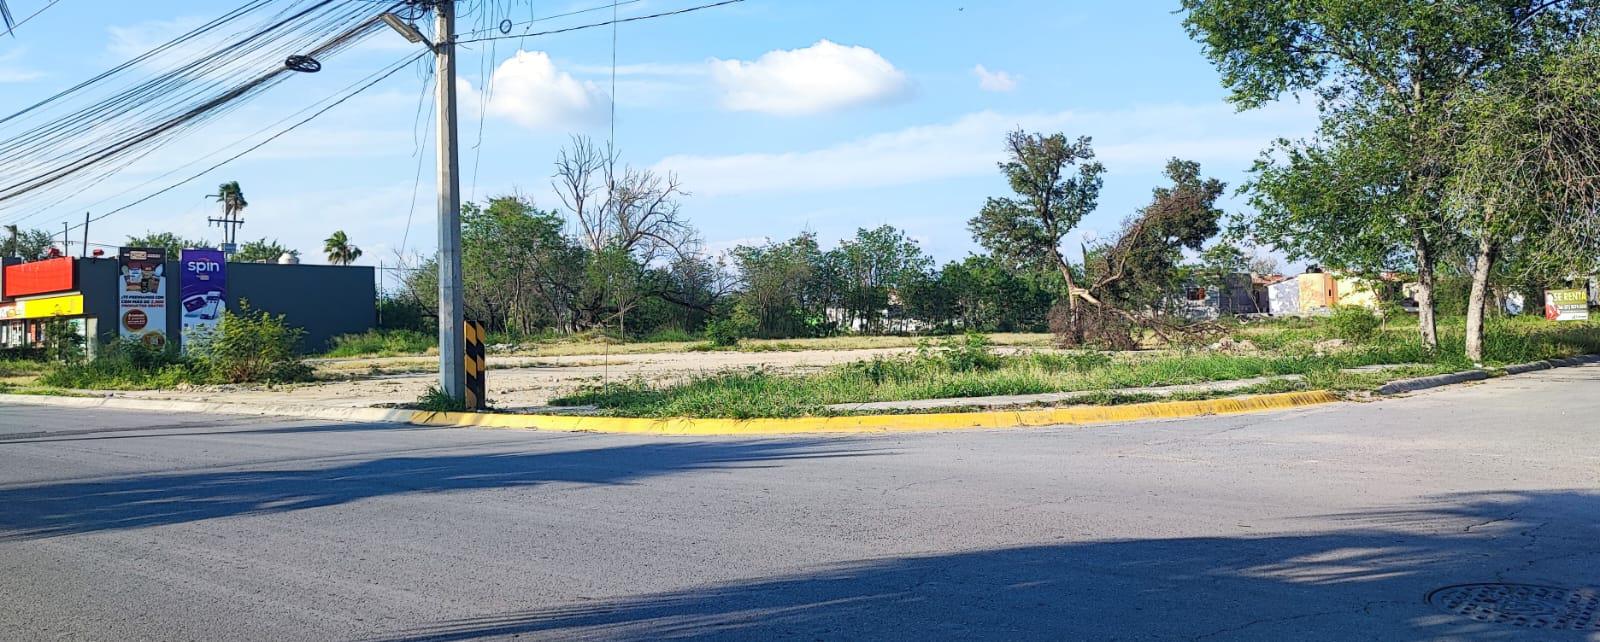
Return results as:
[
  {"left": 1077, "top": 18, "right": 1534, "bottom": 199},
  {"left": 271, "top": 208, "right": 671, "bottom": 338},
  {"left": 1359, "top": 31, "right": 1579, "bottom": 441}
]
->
[
  {"left": 435, "top": 0, "right": 466, "bottom": 401},
  {"left": 81, "top": 212, "right": 89, "bottom": 258},
  {"left": 62, "top": 222, "right": 69, "bottom": 256}
]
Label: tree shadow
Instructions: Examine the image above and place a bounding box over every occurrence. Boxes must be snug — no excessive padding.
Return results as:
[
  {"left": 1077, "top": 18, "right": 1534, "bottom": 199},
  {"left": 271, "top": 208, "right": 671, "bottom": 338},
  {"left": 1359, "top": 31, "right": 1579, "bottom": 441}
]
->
[
  {"left": 0, "top": 438, "right": 876, "bottom": 541},
  {"left": 370, "top": 490, "right": 1600, "bottom": 641}
]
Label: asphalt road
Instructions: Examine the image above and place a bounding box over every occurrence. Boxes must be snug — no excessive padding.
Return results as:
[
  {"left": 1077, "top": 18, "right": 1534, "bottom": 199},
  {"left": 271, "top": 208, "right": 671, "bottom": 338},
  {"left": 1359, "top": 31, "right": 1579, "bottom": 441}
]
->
[{"left": 1, "top": 365, "right": 1597, "bottom": 641}]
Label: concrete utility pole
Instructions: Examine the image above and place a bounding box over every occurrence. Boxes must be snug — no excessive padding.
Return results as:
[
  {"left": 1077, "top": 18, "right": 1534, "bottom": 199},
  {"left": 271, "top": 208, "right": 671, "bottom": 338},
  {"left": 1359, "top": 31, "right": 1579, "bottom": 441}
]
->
[
  {"left": 81, "top": 212, "right": 88, "bottom": 258},
  {"left": 434, "top": 0, "right": 465, "bottom": 402}
]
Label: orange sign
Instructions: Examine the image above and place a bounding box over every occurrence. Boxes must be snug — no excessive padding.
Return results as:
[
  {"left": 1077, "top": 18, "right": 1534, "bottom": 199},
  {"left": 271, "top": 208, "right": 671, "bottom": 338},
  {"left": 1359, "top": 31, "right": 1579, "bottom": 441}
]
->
[{"left": 3, "top": 257, "right": 75, "bottom": 298}]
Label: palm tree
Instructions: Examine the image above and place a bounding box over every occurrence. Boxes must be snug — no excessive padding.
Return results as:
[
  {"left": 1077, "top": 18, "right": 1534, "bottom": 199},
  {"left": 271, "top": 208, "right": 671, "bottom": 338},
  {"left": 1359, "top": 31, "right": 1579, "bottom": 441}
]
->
[
  {"left": 324, "top": 230, "right": 362, "bottom": 266},
  {"left": 207, "top": 181, "right": 248, "bottom": 218}
]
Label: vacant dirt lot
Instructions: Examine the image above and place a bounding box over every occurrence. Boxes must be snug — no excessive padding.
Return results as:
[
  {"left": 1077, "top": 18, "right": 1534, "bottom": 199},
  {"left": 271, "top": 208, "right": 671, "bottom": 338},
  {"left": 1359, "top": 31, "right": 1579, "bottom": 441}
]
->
[{"left": 109, "top": 346, "right": 940, "bottom": 411}]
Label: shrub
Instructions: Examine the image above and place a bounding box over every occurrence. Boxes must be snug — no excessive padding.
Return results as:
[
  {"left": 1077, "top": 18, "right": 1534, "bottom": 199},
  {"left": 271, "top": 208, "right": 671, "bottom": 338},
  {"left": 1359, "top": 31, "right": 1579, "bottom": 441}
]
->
[
  {"left": 195, "top": 301, "right": 313, "bottom": 384},
  {"left": 704, "top": 304, "right": 758, "bottom": 347},
  {"left": 1327, "top": 306, "right": 1382, "bottom": 342},
  {"left": 931, "top": 332, "right": 1003, "bottom": 372},
  {"left": 40, "top": 339, "right": 205, "bottom": 389}
]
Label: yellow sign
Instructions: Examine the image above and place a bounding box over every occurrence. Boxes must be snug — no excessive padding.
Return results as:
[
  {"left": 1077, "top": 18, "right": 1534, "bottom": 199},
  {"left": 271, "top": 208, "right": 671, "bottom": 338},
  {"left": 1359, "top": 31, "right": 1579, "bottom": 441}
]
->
[{"left": 18, "top": 293, "right": 84, "bottom": 319}]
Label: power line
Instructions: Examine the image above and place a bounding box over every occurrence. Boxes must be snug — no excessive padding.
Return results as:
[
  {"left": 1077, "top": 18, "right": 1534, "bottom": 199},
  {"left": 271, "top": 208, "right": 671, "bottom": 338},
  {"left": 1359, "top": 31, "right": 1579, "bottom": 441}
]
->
[
  {"left": 454, "top": 0, "right": 745, "bottom": 45},
  {"left": 72, "top": 50, "right": 426, "bottom": 232},
  {"left": 2, "top": 0, "right": 63, "bottom": 36},
  {"left": 454, "top": 0, "right": 646, "bottom": 39}
]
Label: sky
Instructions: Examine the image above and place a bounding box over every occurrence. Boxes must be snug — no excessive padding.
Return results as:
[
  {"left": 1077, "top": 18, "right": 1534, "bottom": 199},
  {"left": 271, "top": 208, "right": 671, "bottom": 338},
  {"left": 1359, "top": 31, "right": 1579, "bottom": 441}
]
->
[{"left": 0, "top": 0, "right": 1320, "bottom": 270}]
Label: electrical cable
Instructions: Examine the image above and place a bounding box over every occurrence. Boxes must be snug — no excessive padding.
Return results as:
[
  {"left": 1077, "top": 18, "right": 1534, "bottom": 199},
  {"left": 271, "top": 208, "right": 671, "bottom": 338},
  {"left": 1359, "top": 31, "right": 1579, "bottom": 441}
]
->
[
  {"left": 1, "top": 0, "right": 62, "bottom": 36},
  {"left": 455, "top": 0, "right": 745, "bottom": 45}
]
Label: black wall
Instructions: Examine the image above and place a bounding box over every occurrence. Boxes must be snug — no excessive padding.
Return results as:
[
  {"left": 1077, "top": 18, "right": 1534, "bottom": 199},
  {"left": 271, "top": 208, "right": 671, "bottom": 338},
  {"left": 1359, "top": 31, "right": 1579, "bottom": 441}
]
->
[{"left": 77, "top": 258, "right": 375, "bottom": 353}]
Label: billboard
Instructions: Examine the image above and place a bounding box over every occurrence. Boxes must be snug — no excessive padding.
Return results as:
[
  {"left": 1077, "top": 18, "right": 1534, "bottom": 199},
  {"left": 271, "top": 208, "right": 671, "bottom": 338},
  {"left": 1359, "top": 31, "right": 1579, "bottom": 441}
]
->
[
  {"left": 118, "top": 247, "right": 168, "bottom": 348},
  {"left": 1545, "top": 289, "right": 1589, "bottom": 321},
  {"left": 17, "top": 293, "right": 84, "bottom": 319},
  {"left": 3, "top": 256, "right": 74, "bottom": 298},
  {"left": 179, "top": 248, "right": 227, "bottom": 349}
]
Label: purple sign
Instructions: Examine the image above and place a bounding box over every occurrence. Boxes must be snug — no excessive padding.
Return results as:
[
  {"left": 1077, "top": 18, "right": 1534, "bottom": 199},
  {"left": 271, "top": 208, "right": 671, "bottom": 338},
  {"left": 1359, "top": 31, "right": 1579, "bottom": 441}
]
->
[{"left": 179, "top": 248, "right": 226, "bottom": 348}]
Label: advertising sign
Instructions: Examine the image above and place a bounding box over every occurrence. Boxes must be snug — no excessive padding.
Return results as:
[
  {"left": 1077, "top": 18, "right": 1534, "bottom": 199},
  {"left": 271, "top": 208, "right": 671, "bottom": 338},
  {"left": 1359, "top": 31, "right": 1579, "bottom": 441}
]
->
[
  {"left": 3, "top": 256, "right": 74, "bottom": 298},
  {"left": 18, "top": 293, "right": 84, "bottom": 319},
  {"left": 179, "top": 248, "right": 226, "bottom": 349},
  {"left": 1544, "top": 289, "right": 1589, "bottom": 321},
  {"left": 118, "top": 247, "right": 168, "bottom": 348}
]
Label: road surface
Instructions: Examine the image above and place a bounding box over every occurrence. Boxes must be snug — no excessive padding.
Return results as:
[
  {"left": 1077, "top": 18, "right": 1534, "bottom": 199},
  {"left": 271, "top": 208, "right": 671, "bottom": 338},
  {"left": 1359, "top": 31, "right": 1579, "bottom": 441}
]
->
[{"left": 1, "top": 364, "right": 1597, "bottom": 641}]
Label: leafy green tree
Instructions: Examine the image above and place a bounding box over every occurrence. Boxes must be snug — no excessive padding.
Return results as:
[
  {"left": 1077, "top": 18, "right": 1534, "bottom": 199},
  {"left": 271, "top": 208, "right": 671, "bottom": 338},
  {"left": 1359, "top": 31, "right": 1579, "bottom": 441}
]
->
[
  {"left": 829, "top": 225, "right": 933, "bottom": 334},
  {"left": 1449, "top": 36, "right": 1600, "bottom": 362},
  {"left": 732, "top": 234, "right": 829, "bottom": 338},
  {"left": 1, "top": 225, "right": 57, "bottom": 259},
  {"left": 1181, "top": 0, "right": 1600, "bottom": 350},
  {"left": 126, "top": 232, "right": 208, "bottom": 255},
  {"left": 232, "top": 238, "right": 292, "bottom": 263},
  {"left": 323, "top": 230, "right": 362, "bottom": 266},
  {"left": 969, "top": 129, "right": 1104, "bottom": 342}
]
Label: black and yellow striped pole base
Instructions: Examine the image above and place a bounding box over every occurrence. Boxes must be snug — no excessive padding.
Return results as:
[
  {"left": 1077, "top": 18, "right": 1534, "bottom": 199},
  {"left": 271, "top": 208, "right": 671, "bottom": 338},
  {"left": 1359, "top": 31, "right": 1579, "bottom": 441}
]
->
[{"left": 463, "top": 320, "right": 487, "bottom": 410}]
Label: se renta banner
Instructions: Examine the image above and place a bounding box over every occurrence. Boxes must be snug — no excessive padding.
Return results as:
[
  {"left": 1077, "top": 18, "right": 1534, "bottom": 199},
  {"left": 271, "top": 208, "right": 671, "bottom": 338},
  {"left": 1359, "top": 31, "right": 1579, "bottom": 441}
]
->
[
  {"left": 179, "top": 248, "right": 227, "bottom": 350},
  {"left": 117, "top": 247, "right": 168, "bottom": 349},
  {"left": 1545, "top": 289, "right": 1590, "bottom": 322}
]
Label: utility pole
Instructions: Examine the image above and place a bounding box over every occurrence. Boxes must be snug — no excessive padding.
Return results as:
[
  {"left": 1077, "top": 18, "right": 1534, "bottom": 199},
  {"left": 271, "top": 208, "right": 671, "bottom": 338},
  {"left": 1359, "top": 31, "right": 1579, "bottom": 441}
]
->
[
  {"left": 81, "top": 212, "right": 89, "bottom": 258},
  {"left": 61, "top": 221, "right": 70, "bottom": 257},
  {"left": 434, "top": 0, "right": 465, "bottom": 402}
]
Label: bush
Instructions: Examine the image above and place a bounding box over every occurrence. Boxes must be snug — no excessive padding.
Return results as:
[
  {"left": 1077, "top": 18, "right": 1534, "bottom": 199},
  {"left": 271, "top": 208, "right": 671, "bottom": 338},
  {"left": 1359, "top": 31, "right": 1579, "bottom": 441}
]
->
[
  {"left": 198, "top": 302, "right": 313, "bottom": 384},
  {"left": 40, "top": 339, "right": 205, "bottom": 389},
  {"left": 1327, "top": 306, "right": 1382, "bottom": 342},
  {"left": 704, "top": 304, "right": 758, "bottom": 347},
  {"left": 928, "top": 332, "right": 1002, "bottom": 372}
]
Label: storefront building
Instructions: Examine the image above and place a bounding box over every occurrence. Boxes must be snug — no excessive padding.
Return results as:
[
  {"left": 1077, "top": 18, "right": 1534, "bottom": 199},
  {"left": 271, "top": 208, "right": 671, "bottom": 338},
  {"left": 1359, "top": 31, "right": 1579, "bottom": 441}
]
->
[{"left": 0, "top": 252, "right": 375, "bottom": 356}]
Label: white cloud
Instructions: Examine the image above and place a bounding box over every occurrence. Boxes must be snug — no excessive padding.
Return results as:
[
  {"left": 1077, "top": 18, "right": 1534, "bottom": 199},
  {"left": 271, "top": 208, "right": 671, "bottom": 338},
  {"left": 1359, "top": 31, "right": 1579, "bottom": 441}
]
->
[
  {"left": 0, "top": 47, "right": 43, "bottom": 82},
  {"left": 711, "top": 40, "right": 909, "bottom": 115},
  {"left": 483, "top": 50, "right": 609, "bottom": 130},
  {"left": 654, "top": 102, "right": 1318, "bottom": 197},
  {"left": 973, "top": 64, "right": 1019, "bottom": 92}
]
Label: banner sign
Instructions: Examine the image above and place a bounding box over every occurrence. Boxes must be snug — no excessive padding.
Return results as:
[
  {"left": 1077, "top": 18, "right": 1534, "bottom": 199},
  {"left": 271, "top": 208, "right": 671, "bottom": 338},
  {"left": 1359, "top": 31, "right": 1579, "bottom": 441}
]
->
[
  {"left": 179, "top": 248, "right": 227, "bottom": 349},
  {"left": 1545, "top": 289, "right": 1589, "bottom": 321},
  {"left": 118, "top": 247, "right": 168, "bottom": 348},
  {"left": 17, "top": 293, "right": 84, "bottom": 319},
  {"left": 3, "top": 256, "right": 74, "bottom": 299}
]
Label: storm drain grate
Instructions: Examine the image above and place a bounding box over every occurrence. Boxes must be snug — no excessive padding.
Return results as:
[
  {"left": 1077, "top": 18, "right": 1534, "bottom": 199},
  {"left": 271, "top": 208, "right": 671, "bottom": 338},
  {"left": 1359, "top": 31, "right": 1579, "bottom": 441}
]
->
[{"left": 1427, "top": 583, "right": 1600, "bottom": 630}]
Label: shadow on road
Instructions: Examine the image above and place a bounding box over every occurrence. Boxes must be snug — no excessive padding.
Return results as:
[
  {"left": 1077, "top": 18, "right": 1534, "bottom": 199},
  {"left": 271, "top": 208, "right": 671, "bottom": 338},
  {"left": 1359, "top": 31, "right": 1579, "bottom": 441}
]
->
[
  {"left": 0, "top": 438, "right": 875, "bottom": 541},
  {"left": 368, "top": 490, "right": 1599, "bottom": 641}
]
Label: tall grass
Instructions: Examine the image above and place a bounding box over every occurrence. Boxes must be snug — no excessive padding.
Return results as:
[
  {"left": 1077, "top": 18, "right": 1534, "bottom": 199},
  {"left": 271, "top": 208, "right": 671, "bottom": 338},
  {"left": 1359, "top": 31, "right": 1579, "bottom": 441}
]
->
[
  {"left": 557, "top": 318, "right": 1600, "bottom": 418},
  {"left": 323, "top": 329, "right": 437, "bottom": 358}
]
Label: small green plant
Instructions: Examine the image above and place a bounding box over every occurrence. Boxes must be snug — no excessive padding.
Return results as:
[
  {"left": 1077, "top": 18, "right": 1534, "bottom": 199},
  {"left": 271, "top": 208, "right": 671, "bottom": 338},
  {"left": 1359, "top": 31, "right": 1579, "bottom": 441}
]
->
[
  {"left": 930, "top": 332, "right": 1002, "bottom": 372},
  {"left": 40, "top": 339, "right": 205, "bottom": 389},
  {"left": 1327, "top": 306, "right": 1382, "bottom": 342},
  {"left": 199, "top": 301, "right": 313, "bottom": 384},
  {"left": 415, "top": 385, "right": 468, "bottom": 412},
  {"left": 1028, "top": 351, "right": 1113, "bottom": 373}
]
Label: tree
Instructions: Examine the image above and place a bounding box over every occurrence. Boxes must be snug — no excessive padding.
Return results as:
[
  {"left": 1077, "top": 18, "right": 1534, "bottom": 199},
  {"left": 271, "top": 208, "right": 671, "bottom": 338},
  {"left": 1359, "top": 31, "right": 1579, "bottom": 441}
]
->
[
  {"left": 829, "top": 226, "right": 933, "bottom": 333},
  {"left": 969, "top": 129, "right": 1104, "bottom": 342},
  {"left": 1181, "top": 0, "right": 1600, "bottom": 351},
  {"left": 323, "top": 230, "right": 363, "bottom": 266},
  {"left": 126, "top": 232, "right": 208, "bottom": 255},
  {"left": 553, "top": 136, "right": 697, "bottom": 334},
  {"left": 1079, "top": 159, "right": 1227, "bottom": 347},
  {"left": 1, "top": 226, "right": 57, "bottom": 260},
  {"left": 208, "top": 181, "right": 248, "bottom": 219},
  {"left": 1449, "top": 36, "right": 1600, "bottom": 362},
  {"left": 232, "top": 238, "right": 291, "bottom": 263}
]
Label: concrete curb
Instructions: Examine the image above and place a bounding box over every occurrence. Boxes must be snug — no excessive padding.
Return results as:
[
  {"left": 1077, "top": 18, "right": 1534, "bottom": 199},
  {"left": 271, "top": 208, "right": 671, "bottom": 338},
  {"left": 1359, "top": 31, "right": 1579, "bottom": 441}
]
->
[
  {"left": 0, "top": 393, "right": 415, "bottom": 424},
  {"left": 0, "top": 390, "right": 1339, "bottom": 436},
  {"left": 410, "top": 391, "right": 1341, "bottom": 435},
  {"left": 1377, "top": 353, "right": 1600, "bottom": 395}
]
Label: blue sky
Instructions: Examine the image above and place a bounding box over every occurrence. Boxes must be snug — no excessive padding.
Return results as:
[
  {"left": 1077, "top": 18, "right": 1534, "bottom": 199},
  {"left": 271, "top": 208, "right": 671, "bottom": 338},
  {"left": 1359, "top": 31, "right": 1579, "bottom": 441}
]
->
[{"left": 0, "top": 0, "right": 1318, "bottom": 268}]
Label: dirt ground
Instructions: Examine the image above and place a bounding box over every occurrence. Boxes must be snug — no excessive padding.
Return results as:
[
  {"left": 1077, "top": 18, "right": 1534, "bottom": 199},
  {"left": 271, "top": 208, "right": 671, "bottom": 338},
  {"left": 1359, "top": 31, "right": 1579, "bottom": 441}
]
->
[{"left": 108, "top": 347, "right": 934, "bottom": 411}]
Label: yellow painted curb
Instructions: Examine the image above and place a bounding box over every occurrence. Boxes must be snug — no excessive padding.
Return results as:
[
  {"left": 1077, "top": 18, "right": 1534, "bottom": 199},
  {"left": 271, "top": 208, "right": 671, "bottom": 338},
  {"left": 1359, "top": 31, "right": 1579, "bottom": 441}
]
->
[{"left": 408, "top": 390, "right": 1339, "bottom": 435}]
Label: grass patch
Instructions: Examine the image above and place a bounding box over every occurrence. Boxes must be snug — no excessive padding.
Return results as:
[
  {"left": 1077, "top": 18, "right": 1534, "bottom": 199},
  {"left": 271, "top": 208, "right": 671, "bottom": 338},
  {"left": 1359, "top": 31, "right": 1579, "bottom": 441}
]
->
[
  {"left": 554, "top": 318, "right": 1600, "bottom": 418},
  {"left": 323, "top": 329, "right": 438, "bottom": 358},
  {"left": 0, "top": 359, "right": 49, "bottom": 378}
]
